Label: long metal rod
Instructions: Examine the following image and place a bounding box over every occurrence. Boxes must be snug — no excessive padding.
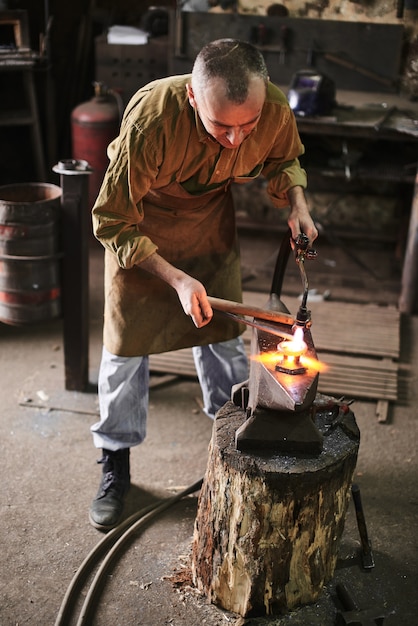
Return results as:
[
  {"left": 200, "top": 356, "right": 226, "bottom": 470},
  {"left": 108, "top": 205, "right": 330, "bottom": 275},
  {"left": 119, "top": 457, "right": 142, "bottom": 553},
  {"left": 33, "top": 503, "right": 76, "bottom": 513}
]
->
[
  {"left": 216, "top": 309, "right": 294, "bottom": 340},
  {"left": 207, "top": 296, "right": 294, "bottom": 326}
]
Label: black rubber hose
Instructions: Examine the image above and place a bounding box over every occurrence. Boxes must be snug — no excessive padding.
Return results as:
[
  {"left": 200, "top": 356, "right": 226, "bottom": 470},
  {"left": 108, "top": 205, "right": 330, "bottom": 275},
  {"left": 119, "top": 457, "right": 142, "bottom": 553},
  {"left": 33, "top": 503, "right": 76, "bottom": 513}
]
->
[
  {"left": 270, "top": 228, "right": 292, "bottom": 298},
  {"left": 54, "top": 500, "right": 160, "bottom": 626},
  {"left": 55, "top": 478, "right": 203, "bottom": 626}
]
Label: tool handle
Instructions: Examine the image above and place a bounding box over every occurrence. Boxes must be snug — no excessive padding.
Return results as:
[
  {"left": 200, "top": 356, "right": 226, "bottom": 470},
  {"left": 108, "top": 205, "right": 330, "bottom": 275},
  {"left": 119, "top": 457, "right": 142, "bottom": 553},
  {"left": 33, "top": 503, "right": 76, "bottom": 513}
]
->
[
  {"left": 207, "top": 296, "right": 294, "bottom": 326},
  {"left": 352, "top": 483, "right": 371, "bottom": 552},
  {"left": 323, "top": 53, "right": 394, "bottom": 87}
]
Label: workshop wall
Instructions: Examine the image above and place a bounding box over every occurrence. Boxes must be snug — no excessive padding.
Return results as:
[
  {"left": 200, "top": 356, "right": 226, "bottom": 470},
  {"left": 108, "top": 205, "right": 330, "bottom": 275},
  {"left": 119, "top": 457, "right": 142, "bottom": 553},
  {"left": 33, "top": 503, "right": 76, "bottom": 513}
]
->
[
  {"left": 236, "top": 0, "right": 402, "bottom": 23},
  {"left": 4, "top": 0, "right": 416, "bottom": 165}
]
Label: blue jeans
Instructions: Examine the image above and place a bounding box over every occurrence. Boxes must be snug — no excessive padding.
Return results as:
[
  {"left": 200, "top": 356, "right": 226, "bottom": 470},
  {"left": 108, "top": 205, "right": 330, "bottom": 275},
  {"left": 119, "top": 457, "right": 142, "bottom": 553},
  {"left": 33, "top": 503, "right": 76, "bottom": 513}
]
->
[{"left": 91, "top": 337, "right": 248, "bottom": 451}]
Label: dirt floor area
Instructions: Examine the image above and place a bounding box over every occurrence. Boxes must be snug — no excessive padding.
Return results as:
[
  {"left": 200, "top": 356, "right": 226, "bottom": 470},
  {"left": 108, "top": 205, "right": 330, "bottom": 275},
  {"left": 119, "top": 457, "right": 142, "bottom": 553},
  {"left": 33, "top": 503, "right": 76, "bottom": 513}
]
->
[{"left": 0, "top": 230, "right": 417, "bottom": 625}]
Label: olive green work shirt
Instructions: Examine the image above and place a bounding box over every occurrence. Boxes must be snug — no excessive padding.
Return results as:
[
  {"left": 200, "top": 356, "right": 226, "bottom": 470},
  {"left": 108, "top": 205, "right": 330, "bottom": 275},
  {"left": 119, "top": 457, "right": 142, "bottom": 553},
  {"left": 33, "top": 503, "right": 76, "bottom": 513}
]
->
[
  {"left": 92, "top": 75, "right": 307, "bottom": 356},
  {"left": 93, "top": 75, "right": 306, "bottom": 270}
]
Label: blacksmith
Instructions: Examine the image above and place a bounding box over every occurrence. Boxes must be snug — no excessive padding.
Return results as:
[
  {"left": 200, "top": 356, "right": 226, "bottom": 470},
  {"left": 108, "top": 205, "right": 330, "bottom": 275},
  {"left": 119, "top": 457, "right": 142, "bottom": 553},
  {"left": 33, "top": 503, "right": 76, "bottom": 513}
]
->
[{"left": 89, "top": 38, "right": 318, "bottom": 530}]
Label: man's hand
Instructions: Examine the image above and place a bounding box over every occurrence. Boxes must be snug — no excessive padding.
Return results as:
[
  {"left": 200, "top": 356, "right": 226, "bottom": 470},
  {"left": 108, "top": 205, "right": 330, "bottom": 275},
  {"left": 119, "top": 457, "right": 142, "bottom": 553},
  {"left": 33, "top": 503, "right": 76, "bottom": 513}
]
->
[
  {"left": 139, "top": 252, "right": 213, "bottom": 328},
  {"left": 174, "top": 275, "right": 213, "bottom": 328},
  {"left": 287, "top": 186, "right": 318, "bottom": 245}
]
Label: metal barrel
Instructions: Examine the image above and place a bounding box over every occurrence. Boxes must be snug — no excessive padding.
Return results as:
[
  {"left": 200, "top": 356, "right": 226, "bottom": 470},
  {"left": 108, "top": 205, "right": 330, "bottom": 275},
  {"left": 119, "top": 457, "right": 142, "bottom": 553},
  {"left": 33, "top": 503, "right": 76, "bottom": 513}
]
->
[{"left": 0, "top": 183, "right": 62, "bottom": 325}]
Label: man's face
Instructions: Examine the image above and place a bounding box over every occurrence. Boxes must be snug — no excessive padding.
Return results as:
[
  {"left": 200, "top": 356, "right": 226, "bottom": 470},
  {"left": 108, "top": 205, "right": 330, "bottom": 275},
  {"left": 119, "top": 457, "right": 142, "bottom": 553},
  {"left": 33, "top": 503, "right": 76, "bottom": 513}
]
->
[{"left": 187, "top": 75, "right": 266, "bottom": 149}]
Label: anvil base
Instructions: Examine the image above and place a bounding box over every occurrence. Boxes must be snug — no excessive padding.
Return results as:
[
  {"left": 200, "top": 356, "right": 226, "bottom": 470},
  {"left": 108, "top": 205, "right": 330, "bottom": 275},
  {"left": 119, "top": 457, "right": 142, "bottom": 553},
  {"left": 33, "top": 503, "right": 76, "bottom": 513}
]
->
[{"left": 235, "top": 407, "right": 323, "bottom": 455}]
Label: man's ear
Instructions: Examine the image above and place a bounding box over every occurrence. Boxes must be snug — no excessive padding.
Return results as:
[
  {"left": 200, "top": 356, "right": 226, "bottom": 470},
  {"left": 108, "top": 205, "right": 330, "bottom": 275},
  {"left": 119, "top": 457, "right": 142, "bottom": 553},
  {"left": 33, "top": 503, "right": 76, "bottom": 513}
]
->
[{"left": 186, "top": 83, "right": 196, "bottom": 107}]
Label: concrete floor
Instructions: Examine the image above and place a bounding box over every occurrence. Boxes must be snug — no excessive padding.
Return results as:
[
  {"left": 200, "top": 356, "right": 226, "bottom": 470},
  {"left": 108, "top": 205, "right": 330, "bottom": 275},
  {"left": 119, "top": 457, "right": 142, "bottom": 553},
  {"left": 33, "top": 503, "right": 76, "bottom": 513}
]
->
[{"left": 1, "top": 232, "right": 417, "bottom": 625}]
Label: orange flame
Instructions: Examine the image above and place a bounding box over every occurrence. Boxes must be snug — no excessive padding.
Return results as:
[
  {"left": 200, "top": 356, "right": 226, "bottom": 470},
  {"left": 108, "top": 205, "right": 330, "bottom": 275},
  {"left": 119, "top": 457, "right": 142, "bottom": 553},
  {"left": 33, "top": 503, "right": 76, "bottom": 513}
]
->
[
  {"left": 278, "top": 326, "right": 307, "bottom": 358},
  {"left": 250, "top": 326, "right": 328, "bottom": 373},
  {"left": 251, "top": 351, "right": 328, "bottom": 373}
]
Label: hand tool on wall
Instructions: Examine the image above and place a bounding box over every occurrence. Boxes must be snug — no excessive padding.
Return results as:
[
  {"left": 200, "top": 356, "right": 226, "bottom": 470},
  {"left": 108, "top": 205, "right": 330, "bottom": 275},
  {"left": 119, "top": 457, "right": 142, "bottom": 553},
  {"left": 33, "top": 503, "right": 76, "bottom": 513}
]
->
[
  {"left": 303, "top": 41, "right": 397, "bottom": 90},
  {"left": 323, "top": 52, "right": 396, "bottom": 89},
  {"left": 373, "top": 106, "right": 397, "bottom": 132},
  {"left": 279, "top": 25, "right": 290, "bottom": 64},
  {"left": 335, "top": 583, "right": 385, "bottom": 625},
  {"left": 174, "top": 1, "right": 186, "bottom": 57},
  {"left": 351, "top": 483, "right": 375, "bottom": 570}
]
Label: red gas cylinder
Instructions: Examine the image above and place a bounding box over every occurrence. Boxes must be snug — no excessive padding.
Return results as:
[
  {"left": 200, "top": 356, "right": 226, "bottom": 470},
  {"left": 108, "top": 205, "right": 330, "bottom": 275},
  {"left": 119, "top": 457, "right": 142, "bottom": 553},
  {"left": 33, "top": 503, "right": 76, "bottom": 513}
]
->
[{"left": 71, "top": 82, "right": 121, "bottom": 209}]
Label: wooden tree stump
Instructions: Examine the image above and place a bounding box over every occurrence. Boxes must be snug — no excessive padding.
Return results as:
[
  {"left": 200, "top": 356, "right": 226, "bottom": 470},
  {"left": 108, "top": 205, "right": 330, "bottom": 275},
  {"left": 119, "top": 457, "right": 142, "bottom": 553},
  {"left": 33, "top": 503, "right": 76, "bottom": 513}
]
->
[{"left": 191, "top": 400, "right": 360, "bottom": 617}]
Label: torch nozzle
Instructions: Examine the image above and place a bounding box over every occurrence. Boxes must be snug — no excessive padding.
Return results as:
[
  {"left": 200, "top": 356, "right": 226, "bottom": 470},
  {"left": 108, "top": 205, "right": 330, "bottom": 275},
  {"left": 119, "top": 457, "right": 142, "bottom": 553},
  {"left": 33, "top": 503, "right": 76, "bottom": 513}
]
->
[{"left": 295, "top": 305, "right": 311, "bottom": 328}]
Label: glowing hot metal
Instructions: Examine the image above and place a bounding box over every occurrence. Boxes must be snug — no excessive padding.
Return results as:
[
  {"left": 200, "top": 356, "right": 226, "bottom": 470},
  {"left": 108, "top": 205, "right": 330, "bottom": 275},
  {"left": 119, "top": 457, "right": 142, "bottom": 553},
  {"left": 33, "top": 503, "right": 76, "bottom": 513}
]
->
[
  {"left": 252, "top": 327, "right": 327, "bottom": 376},
  {"left": 248, "top": 321, "right": 319, "bottom": 413},
  {"left": 276, "top": 327, "right": 307, "bottom": 374}
]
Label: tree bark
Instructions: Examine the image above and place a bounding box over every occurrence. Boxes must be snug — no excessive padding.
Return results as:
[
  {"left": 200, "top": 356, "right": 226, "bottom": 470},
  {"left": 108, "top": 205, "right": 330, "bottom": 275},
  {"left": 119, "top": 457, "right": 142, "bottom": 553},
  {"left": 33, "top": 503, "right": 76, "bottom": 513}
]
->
[{"left": 191, "top": 400, "right": 360, "bottom": 617}]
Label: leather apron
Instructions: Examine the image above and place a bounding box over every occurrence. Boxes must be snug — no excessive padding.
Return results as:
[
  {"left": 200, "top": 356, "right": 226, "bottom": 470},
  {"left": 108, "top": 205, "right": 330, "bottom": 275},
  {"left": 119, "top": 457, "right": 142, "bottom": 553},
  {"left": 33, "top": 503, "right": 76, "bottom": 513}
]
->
[{"left": 103, "top": 177, "right": 244, "bottom": 357}]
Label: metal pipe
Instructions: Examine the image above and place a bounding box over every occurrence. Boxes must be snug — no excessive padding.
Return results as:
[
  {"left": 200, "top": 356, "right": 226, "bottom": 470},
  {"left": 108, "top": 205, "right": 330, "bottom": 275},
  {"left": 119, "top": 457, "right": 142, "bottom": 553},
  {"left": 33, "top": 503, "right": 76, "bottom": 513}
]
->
[
  {"left": 215, "top": 309, "right": 294, "bottom": 340},
  {"left": 53, "top": 159, "right": 92, "bottom": 391}
]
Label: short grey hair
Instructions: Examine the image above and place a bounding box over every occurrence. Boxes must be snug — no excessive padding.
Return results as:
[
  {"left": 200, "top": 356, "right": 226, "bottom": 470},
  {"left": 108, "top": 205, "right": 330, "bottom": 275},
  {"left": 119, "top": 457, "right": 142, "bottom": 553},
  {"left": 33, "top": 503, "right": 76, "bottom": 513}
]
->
[{"left": 192, "top": 39, "right": 269, "bottom": 104}]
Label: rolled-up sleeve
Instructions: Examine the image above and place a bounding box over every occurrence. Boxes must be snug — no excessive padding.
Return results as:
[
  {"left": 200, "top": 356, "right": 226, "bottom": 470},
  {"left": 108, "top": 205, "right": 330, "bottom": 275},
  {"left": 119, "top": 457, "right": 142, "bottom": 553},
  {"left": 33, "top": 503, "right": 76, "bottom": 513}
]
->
[
  {"left": 263, "top": 158, "right": 307, "bottom": 208},
  {"left": 92, "top": 122, "right": 160, "bottom": 269}
]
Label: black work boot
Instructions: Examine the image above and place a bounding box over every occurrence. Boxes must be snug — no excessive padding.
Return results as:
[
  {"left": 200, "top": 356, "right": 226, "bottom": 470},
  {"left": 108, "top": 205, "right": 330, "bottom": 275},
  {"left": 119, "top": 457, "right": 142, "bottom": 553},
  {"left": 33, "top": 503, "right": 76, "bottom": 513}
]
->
[{"left": 89, "top": 448, "right": 130, "bottom": 531}]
